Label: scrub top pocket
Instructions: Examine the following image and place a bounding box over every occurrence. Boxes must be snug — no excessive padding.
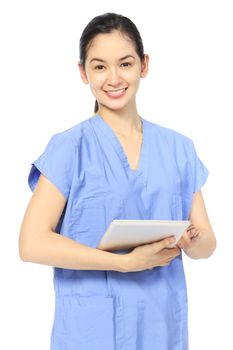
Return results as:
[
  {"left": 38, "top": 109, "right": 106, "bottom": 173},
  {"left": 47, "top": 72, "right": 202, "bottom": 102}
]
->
[
  {"left": 70, "top": 194, "right": 124, "bottom": 248},
  {"left": 51, "top": 295, "right": 115, "bottom": 350}
]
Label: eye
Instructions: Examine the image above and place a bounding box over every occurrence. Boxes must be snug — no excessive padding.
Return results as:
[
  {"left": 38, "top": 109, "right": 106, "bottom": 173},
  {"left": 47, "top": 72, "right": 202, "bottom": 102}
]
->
[
  {"left": 95, "top": 65, "right": 105, "bottom": 70},
  {"left": 121, "top": 62, "right": 131, "bottom": 68}
]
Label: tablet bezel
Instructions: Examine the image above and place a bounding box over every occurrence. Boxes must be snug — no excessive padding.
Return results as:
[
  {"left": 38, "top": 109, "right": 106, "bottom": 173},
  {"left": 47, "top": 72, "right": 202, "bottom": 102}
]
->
[{"left": 97, "top": 219, "right": 190, "bottom": 251}]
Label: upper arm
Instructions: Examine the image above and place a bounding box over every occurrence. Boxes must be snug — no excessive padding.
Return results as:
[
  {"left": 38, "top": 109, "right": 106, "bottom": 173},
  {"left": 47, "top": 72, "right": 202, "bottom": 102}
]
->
[
  {"left": 189, "top": 190, "right": 214, "bottom": 234},
  {"left": 19, "top": 174, "right": 67, "bottom": 255}
]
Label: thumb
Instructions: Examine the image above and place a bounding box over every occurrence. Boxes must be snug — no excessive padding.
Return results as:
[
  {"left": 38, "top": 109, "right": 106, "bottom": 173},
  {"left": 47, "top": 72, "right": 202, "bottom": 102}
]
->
[{"left": 154, "top": 236, "right": 176, "bottom": 251}]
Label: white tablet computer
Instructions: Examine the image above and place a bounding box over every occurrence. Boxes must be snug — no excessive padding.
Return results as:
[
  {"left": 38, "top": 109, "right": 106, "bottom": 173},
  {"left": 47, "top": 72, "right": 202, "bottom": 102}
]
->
[{"left": 97, "top": 219, "right": 190, "bottom": 251}]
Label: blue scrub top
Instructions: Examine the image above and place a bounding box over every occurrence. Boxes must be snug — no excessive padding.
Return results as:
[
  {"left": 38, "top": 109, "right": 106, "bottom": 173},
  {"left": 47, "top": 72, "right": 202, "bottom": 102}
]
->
[{"left": 28, "top": 114, "right": 209, "bottom": 350}]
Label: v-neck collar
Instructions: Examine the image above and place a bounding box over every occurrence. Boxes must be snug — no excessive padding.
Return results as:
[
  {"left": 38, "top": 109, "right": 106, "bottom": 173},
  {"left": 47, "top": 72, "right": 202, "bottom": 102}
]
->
[{"left": 89, "top": 114, "right": 150, "bottom": 178}]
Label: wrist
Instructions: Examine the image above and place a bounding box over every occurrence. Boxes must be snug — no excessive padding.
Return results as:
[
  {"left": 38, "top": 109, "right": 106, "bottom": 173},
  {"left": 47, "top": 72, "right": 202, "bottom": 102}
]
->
[{"left": 116, "top": 252, "right": 132, "bottom": 273}]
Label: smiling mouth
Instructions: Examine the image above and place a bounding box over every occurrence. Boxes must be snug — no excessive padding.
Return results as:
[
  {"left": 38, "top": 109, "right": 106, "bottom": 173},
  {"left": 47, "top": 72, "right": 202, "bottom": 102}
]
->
[{"left": 104, "top": 88, "right": 128, "bottom": 98}]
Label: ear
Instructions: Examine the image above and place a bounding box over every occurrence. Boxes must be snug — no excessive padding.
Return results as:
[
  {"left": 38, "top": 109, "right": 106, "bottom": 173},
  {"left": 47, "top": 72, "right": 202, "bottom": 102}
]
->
[
  {"left": 140, "top": 54, "right": 149, "bottom": 78},
  {"left": 78, "top": 63, "right": 89, "bottom": 84}
]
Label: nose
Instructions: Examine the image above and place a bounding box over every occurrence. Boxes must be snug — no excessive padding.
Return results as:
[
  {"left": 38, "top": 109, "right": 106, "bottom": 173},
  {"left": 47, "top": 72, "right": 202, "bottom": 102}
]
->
[{"left": 107, "top": 67, "right": 122, "bottom": 87}]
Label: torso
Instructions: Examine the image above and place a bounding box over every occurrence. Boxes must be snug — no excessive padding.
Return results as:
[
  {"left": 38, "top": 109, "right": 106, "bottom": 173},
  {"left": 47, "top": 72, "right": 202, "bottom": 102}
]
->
[{"left": 48, "top": 115, "right": 190, "bottom": 348}]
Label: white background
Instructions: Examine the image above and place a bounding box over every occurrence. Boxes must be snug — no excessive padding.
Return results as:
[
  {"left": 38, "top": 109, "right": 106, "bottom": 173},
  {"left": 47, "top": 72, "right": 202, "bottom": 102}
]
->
[{"left": 1, "top": 0, "right": 232, "bottom": 349}]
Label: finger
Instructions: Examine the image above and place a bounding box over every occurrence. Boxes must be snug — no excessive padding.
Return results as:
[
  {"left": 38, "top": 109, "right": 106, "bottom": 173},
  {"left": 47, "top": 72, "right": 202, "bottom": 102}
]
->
[
  {"left": 160, "top": 260, "right": 172, "bottom": 267},
  {"left": 187, "top": 229, "right": 195, "bottom": 239},
  {"left": 160, "top": 247, "right": 181, "bottom": 260},
  {"left": 164, "top": 246, "right": 181, "bottom": 254},
  {"left": 191, "top": 231, "right": 202, "bottom": 242},
  {"left": 156, "top": 251, "right": 179, "bottom": 267},
  {"left": 176, "top": 235, "right": 191, "bottom": 250},
  {"left": 154, "top": 237, "right": 176, "bottom": 251},
  {"left": 188, "top": 228, "right": 200, "bottom": 240},
  {"left": 186, "top": 224, "right": 194, "bottom": 231}
]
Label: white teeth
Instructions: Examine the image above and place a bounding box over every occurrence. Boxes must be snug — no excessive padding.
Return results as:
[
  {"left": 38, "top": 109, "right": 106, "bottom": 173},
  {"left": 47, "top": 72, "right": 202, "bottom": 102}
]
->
[
  {"left": 105, "top": 88, "right": 126, "bottom": 97},
  {"left": 110, "top": 89, "right": 124, "bottom": 93}
]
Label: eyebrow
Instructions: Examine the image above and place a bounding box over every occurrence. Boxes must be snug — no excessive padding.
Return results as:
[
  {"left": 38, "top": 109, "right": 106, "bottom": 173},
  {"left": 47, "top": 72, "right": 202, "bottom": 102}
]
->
[{"left": 89, "top": 55, "right": 136, "bottom": 64}]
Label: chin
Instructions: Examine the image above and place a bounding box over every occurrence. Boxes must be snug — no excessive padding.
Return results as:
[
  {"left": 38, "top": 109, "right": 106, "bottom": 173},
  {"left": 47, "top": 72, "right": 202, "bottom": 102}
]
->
[
  {"left": 99, "top": 99, "right": 132, "bottom": 112},
  {"left": 102, "top": 105, "right": 128, "bottom": 113}
]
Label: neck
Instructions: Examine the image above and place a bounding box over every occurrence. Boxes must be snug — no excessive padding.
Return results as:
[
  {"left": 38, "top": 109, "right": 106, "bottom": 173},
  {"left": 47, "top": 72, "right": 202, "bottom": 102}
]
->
[{"left": 96, "top": 105, "right": 142, "bottom": 137}]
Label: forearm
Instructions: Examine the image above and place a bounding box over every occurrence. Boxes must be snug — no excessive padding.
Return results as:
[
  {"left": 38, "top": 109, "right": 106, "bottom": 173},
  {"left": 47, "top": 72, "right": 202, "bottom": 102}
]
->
[
  {"left": 19, "top": 230, "right": 126, "bottom": 272},
  {"left": 184, "top": 228, "right": 217, "bottom": 259}
]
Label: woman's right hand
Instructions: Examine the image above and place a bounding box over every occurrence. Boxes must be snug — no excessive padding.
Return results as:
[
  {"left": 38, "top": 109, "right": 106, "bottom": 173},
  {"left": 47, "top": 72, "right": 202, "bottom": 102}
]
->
[{"left": 122, "top": 237, "right": 181, "bottom": 272}]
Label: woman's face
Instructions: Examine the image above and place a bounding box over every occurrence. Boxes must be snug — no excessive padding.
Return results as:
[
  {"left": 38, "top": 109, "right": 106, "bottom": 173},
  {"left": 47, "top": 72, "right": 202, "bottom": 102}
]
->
[{"left": 79, "top": 30, "right": 149, "bottom": 113}]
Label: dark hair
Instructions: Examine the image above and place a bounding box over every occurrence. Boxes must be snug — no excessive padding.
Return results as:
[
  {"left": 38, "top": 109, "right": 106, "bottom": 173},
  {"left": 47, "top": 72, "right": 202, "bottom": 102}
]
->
[{"left": 79, "top": 13, "right": 145, "bottom": 113}]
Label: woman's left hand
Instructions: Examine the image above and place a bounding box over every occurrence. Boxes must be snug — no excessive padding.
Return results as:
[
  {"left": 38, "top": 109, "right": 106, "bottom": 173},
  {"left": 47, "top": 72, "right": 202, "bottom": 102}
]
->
[{"left": 176, "top": 224, "right": 202, "bottom": 251}]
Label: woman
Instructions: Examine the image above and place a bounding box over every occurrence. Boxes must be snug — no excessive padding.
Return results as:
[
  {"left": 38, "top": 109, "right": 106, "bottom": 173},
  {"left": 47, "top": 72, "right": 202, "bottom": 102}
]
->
[{"left": 19, "top": 12, "right": 216, "bottom": 350}]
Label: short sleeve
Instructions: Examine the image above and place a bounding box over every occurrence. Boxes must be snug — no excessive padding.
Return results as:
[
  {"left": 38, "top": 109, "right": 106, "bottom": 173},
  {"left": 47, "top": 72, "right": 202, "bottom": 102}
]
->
[
  {"left": 28, "top": 133, "right": 77, "bottom": 200},
  {"left": 183, "top": 138, "right": 209, "bottom": 194}
]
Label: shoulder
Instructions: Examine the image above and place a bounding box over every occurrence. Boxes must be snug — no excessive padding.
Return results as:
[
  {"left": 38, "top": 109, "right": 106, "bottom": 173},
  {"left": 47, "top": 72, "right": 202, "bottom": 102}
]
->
[
  {"left": 48, "top": 117, "right": 93, "bottom": 149},
  {"left": 145, "top": 119, "right": 194, "bottom": 148}
]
